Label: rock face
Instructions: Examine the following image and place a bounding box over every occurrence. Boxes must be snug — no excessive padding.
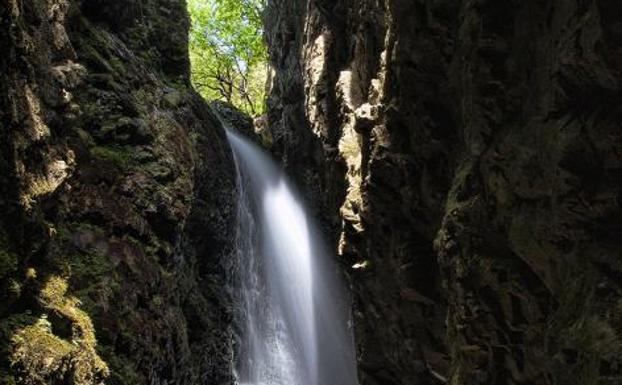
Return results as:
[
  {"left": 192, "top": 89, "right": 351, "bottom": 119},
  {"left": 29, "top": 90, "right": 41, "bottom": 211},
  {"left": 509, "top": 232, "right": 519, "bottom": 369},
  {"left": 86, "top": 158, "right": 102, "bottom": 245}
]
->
[
  {"left": 265, "top": 1, "right": 622, "bottom": 384},
  {"left": 0, "top": 1, "right": 236, "bottom": 384},
  {"left": 3, "top": 0, "right": 622, "bottom": 384}
]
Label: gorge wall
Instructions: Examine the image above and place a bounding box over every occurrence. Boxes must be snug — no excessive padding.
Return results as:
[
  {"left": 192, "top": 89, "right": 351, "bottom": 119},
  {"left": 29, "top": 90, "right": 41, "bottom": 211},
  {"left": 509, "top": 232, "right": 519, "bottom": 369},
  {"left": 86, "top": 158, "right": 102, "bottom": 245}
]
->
[
  {"left": 264, "top": 1, "right": 622, "bottom": 385},
  {"left": 2, "top": 0, "right": 622, "bottom": 384},
  {"left": 0, "top": 0, "right": 237, "bottom": 384}
]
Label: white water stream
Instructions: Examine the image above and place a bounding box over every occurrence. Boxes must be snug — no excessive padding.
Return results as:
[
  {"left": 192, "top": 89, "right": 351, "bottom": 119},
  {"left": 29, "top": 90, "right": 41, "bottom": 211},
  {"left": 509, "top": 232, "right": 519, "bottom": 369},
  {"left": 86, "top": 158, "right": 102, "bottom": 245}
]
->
[{"left": 225, "top": 127, "right": 358, "bottom": 385}]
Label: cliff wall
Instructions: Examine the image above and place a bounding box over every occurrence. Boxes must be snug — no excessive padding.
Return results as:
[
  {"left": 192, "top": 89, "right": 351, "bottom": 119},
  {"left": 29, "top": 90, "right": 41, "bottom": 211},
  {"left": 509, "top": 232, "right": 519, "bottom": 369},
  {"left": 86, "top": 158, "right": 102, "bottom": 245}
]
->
[
  {"left": 265, "top": 1, "right": 622, "bottom": 384},
  {"left": 0, "top": 1, "right": 236, "bottom": 383}
]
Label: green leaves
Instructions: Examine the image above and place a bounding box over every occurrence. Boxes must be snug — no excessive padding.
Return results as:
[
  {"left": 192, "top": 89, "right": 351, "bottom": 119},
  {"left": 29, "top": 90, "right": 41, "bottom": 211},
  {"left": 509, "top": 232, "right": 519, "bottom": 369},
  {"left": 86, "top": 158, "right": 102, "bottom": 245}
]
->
[{"left": 188, "top": 0, "right": 267, "bottom": 115}]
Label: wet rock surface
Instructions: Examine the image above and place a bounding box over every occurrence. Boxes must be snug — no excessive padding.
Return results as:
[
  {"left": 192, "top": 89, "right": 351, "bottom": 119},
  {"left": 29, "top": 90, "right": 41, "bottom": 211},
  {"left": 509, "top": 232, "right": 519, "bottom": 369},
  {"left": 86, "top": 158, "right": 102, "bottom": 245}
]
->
[{"left": 265, "top": 1, "right": 622, "bottom": 384}]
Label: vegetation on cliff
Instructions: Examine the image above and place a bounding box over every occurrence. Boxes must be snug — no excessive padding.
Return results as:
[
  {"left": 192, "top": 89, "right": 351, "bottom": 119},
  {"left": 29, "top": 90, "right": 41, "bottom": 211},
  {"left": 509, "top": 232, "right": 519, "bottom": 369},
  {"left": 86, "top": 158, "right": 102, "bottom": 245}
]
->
[{"left": 1, "top": 0, "right": 236, "bottom": 384}]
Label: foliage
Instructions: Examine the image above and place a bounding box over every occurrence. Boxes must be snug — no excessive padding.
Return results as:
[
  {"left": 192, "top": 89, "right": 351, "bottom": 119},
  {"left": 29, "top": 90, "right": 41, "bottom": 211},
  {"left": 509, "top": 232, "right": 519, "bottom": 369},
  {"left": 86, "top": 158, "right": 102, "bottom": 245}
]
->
[{"left": 188, "top": 0, "right": 267, "bottom": 115}]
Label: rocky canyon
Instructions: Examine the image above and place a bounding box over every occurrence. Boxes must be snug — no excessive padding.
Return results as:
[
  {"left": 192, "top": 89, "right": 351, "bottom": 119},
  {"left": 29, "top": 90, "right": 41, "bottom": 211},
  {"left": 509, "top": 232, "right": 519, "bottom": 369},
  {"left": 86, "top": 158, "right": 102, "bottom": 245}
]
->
[{"left": 1, "top": 1, "right": 621, "bottom": 385}]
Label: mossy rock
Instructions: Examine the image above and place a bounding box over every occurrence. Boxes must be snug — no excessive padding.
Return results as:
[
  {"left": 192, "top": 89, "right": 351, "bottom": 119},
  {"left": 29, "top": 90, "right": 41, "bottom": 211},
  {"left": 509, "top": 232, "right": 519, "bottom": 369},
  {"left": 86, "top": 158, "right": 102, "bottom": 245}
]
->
[
  {"left": 90, "top": 145, "right": 134, "bottom": 169},
  {"left": 10, "top": 317, "right": 74, "bottom": 383},
  {"left": 0, "top": 314, "right": 38, "bottom": 385},
  {"left": 7, "top": 276, "right": 109, "bottom": 385},
  {"left": 0, "top": 230, "right": 18, "bottom": 280}
]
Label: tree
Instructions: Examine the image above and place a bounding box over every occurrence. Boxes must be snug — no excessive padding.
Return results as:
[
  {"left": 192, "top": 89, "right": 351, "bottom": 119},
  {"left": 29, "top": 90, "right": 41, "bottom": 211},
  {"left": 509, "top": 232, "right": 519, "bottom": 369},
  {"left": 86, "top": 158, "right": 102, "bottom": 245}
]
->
[{"left": 188, "top": 0, "right": 267, "bottom": 116}]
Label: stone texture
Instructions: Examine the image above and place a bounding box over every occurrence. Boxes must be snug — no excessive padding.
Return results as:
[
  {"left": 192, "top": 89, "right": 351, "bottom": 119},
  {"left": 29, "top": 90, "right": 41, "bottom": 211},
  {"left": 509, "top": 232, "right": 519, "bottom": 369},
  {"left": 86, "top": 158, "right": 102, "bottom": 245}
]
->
[
  {"left": 3, "top": 0, "right": 622, "bottom": 384},
  {"left": 265, "top": 1, "right": 622, "bottom": 384},
  {"left": 0, "top": 1, "right": 236, "bottom": 384}
]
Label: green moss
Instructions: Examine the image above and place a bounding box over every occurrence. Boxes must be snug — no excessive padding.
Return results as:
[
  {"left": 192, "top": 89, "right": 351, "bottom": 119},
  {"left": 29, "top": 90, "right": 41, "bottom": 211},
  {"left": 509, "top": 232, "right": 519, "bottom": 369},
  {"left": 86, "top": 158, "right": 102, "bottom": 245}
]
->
[
  {"left": 69, "top": 251, "right": 113, "bottom": 282},
  {"left": 151, "top": 295, "right": 163, "bottom": 308},
  {"left": 151, "top": 113, "right": 179, "bottom": 139},
  {"left": 79, "top": 41, "right": 116, "bottom": 74},
  {"left": 162, "top": 90, "right": 185, "bottom": 108},
  {"left": 0, "top": 230, "right": 18, "bottom": 280},
  {"left": 0, "top": 228, "right": 21, "bottom": 343},
  {"left": 10, "top": 313, "right": 109, "bottom": 384},
  {"left": 100, "top": 347, "right": 141, "bottom": 385},
  {"left": 52, "top": 223, "right": 117, "bottom": 317},
  {"left": 5, "top": 275, "right": 110, "bottom": 384},
  {"left": 90, "top": 145, "right": 133, "bottom": 168},
  {"left": 0, "top": 374, "right": 17, "bottom": 385},
  {"left": 39, "top": 276, "right": 69, "bottom": 308},
  {"left": 0, "top": 314, "right": 37, "bottom": 384},
  {"left": 546, "top": 263, "right": 622, "bottom": 384},
  {"left": 10, "top": 317, "right": 74, "bottom": 378},
  {"left": 70, "top": 255, "right": 116, "bottom": 318},
  {"left": 131, "top": 89, "right": 153, "bottom": 115},
  {"left": 108, "top": 57, "right": 125, "bottom": 73},
  {"left": 63, "top": 226, "right": 113, "bottom": 280}
]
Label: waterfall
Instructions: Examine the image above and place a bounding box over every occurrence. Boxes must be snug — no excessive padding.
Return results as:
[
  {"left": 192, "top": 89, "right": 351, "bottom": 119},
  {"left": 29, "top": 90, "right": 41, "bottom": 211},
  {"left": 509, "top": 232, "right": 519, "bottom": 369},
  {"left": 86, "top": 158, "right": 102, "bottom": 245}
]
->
[{"left": 225, "top": 127, "right": 359, "bottom": 385}]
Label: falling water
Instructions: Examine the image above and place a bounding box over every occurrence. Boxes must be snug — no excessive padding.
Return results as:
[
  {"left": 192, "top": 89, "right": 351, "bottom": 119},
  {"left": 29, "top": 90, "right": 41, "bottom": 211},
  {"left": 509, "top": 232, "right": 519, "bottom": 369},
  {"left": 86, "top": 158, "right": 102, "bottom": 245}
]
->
[{"left": 225, "top": 127, "right": 359, "bottom": 385}]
